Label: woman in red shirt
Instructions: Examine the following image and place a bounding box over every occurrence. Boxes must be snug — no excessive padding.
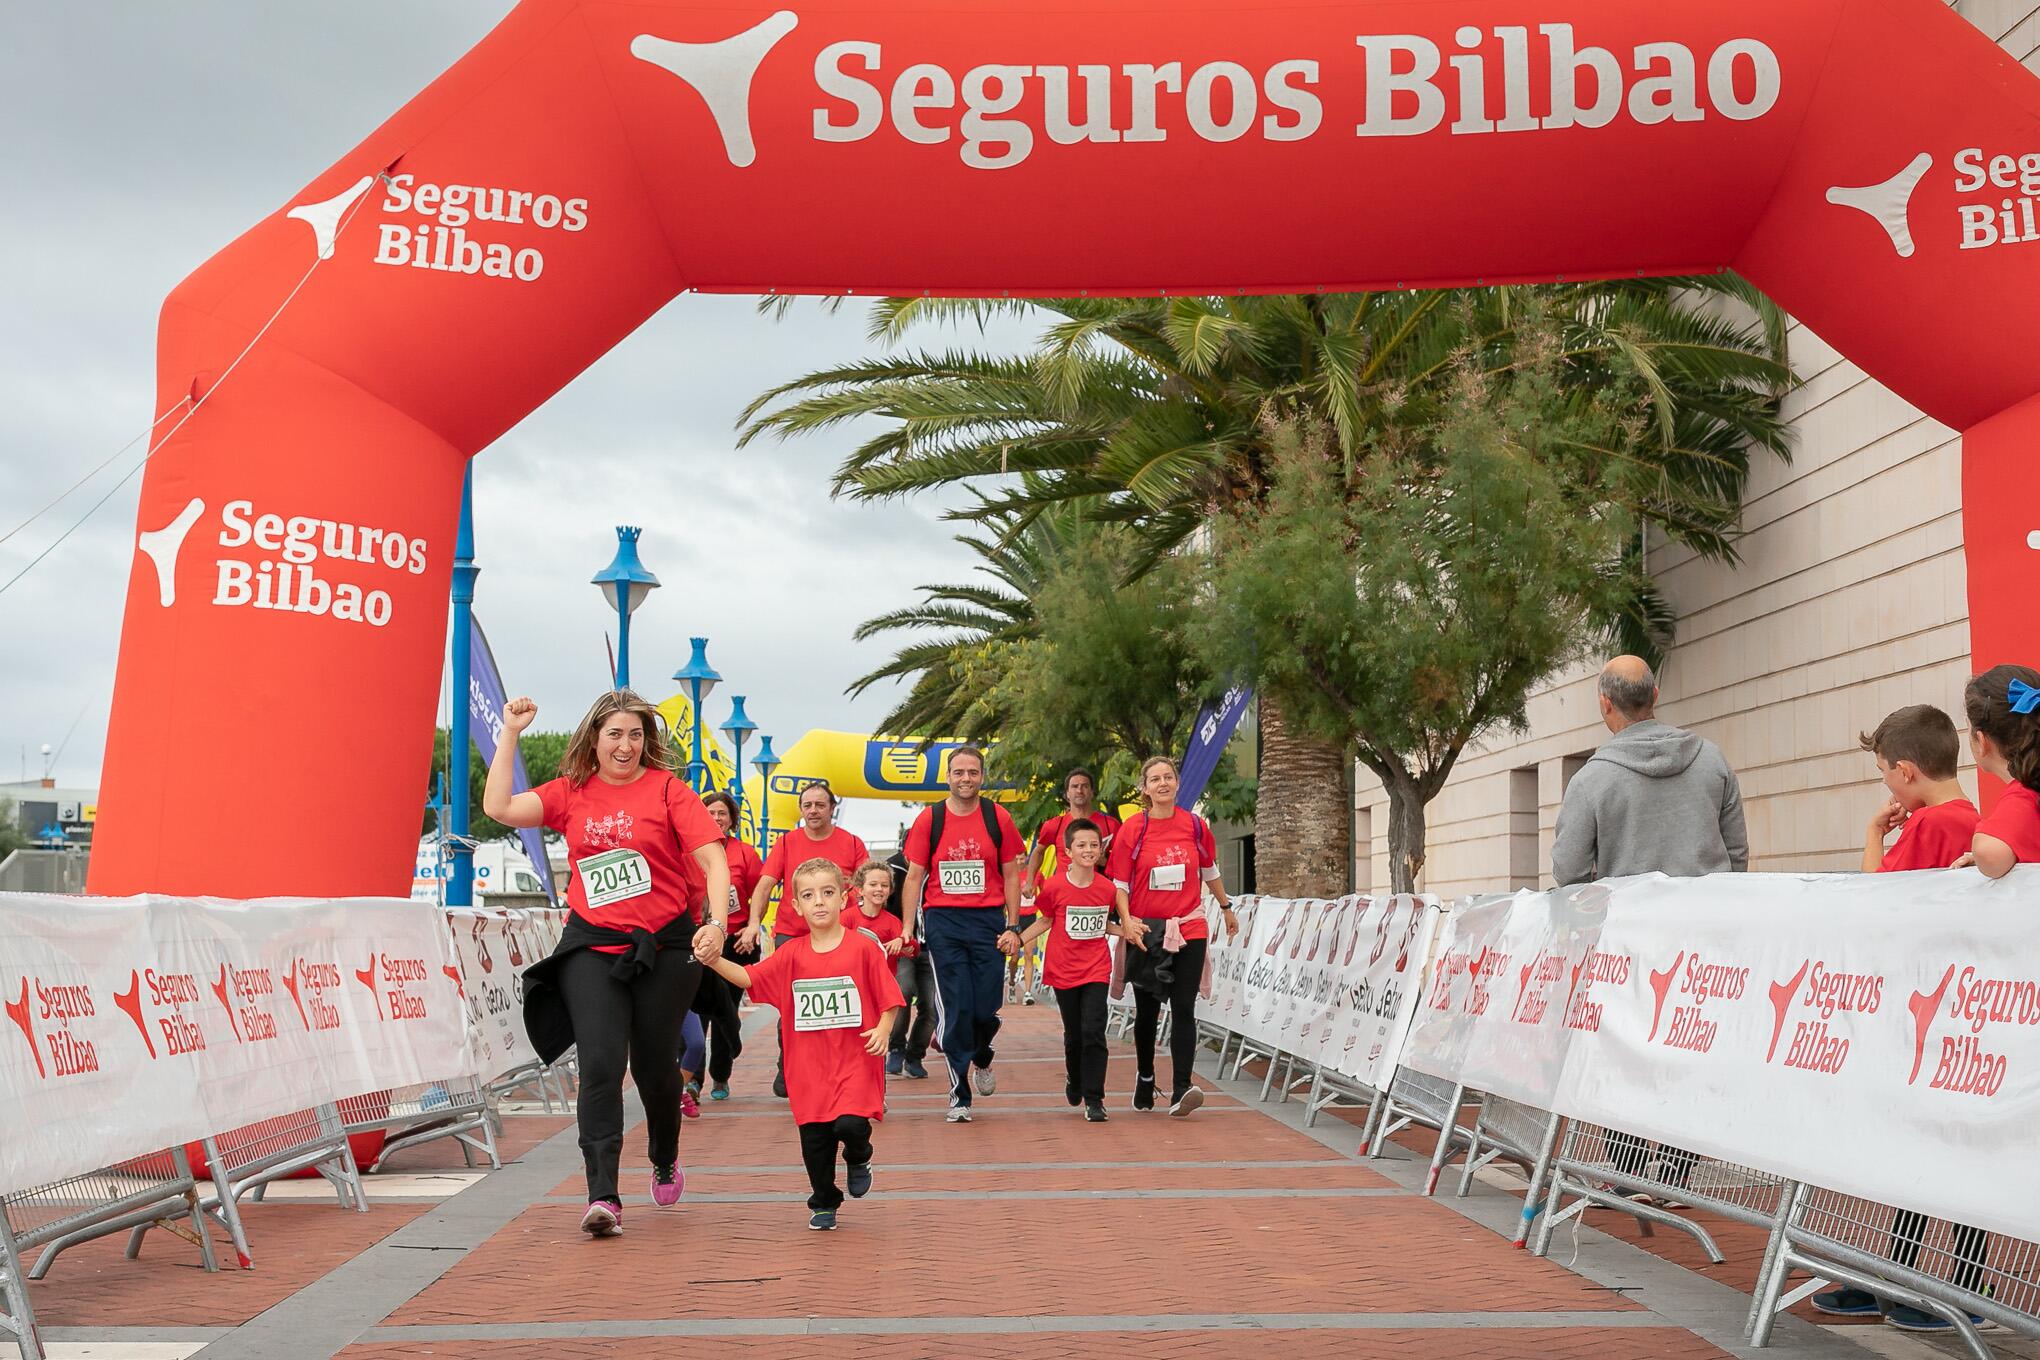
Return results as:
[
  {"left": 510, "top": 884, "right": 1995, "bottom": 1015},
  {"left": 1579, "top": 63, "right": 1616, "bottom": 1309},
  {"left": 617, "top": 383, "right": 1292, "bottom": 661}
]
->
[
  {"left": 701, "top": 790, "right": 764, "bottom": 1101},
  {"left": 1106, "top": 756, "right": 1237, "bottom": 1117},
  {"left": 487, "top": 690, "right": 731, "bottom": 1239}
]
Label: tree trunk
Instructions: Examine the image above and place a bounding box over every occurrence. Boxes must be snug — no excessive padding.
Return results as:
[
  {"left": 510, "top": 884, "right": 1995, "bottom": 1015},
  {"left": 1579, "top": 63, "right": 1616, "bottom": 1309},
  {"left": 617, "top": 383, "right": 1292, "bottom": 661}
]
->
[
  {"left": 1382, "top": 768, "right": 1427, "bottom": 895},
  {"left": 1254, "top": 690, "right": 1352, "bottom": 897}
]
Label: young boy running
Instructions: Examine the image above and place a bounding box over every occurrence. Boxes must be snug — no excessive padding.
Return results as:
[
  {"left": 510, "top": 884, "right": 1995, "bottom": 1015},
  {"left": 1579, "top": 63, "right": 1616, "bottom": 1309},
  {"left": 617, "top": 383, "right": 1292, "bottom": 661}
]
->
[
  {"left": 847, "top": 861, "right": 908, "bottom": 957},
  {"left": 1016, "top": 819, "right": 1119, "bottom": 1123},
  {"left": 698, "top": 858, "right": 902, "bottom": 1230}
]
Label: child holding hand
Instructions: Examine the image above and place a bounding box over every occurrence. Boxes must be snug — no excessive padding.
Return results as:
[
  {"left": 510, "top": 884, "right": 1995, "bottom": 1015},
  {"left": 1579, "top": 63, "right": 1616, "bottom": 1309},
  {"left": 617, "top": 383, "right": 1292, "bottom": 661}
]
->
[{"left": 698, "top": 858, "right": 901, "bottom": 1230}]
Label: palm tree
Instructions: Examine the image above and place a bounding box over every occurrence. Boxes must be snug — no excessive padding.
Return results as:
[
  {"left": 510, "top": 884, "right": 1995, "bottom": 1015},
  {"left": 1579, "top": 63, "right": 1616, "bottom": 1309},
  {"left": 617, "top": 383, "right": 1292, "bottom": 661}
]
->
[{"left": 745, "top": 282, "right": 1793, "bottom": 895}]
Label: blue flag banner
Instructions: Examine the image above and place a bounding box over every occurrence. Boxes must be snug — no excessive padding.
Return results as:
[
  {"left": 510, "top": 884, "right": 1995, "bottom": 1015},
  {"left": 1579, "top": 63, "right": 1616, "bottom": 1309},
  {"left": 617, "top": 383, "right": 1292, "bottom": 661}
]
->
[
  {"left": 468, "top": 615, "right": 556, "bottom": 902},
  {"left": 1178, "top": 684, "right": 1252, "bottom": 811}
]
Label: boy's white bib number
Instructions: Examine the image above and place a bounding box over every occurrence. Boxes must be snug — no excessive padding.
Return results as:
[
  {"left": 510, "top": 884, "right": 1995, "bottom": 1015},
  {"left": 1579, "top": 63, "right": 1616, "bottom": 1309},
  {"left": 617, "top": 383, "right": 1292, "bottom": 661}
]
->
[
  {"left": 792, "top": 977, "right": 862, "bottom": 1032},
  {"left": 579, "top": 848, "right": 653, "bottom": 909},
  {"left": 938, "top": 859, "right": 986, "bottom": 896},
  {"left": 1148, "top": 862, "right": 1187, "bottom": 893},
  {"left": 1064, "top": 906, "right": 1109, "bottom": 942}
]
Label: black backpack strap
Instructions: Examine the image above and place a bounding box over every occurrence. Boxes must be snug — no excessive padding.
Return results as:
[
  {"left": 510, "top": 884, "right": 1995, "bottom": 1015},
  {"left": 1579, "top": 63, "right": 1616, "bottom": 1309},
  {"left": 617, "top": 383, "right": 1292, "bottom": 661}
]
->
[
  {"left": 980, "top": 801, "right": 1003, "bottom": 856},
  {"left": 928, "top": 801, "right": 945, "bottom": 856}
]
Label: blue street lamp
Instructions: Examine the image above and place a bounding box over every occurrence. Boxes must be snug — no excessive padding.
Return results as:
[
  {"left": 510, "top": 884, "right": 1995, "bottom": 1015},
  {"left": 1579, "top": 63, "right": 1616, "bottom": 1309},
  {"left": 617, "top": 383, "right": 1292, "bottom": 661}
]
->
[
  {"left": 752, "top": 735, "right": 780, "bottom": 855},
  {"left": 591, "top": 526, "right": 658, "bottom": 689},
  {"left": 672, "top": 637, "right": 721, "bottom": 792},
  {"left": 719, "top": 696, "right": 758, "bottom": 817}
]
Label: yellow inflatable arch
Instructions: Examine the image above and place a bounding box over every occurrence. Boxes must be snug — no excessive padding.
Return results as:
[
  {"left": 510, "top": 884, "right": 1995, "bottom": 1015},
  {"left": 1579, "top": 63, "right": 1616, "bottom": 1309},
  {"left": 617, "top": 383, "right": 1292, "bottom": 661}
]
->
[{"left": 656, "top": 695, "right": 1014, "bottom": 850}]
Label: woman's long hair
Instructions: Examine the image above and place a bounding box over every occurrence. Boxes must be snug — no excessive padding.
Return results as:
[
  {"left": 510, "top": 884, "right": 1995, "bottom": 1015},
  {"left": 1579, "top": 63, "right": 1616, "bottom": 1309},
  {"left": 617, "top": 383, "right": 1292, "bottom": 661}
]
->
[
  {"left": 1966, "top": 664, "right": 2040, "bottom": 794},
  {"left": 560, "top": 689, "right": 676, "bottom": 787}
]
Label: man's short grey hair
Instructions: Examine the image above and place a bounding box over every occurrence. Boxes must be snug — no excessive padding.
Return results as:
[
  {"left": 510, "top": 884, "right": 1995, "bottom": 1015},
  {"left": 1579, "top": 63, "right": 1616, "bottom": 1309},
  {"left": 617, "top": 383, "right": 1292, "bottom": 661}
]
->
[{"left": 1599, "top": 665, "right": 1658, "bottom": 718}]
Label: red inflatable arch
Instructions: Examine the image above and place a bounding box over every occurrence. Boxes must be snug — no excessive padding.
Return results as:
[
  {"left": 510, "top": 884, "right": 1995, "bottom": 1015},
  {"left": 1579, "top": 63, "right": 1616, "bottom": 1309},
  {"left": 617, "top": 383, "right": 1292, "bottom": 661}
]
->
[{"left": 92, "top": 0, "right": 2040, "bottom": 896}]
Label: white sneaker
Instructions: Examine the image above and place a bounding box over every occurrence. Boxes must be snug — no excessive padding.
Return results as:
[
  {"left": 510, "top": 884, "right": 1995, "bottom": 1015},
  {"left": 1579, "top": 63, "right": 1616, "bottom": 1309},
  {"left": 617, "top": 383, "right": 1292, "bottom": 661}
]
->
[
  {"left": 946, "top": 1099, "right": 973, "bottom": 1123},
  {"left": 973, "top": 1065, "right": 997, "bottom": 1097}
]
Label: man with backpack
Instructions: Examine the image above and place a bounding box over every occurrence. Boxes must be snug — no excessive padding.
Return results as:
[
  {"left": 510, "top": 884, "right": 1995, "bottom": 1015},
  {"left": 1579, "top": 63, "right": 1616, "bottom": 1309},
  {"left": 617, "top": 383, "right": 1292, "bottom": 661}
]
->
[{"left": 899, "top": 745, "right": 1025, "bottom": 1123}]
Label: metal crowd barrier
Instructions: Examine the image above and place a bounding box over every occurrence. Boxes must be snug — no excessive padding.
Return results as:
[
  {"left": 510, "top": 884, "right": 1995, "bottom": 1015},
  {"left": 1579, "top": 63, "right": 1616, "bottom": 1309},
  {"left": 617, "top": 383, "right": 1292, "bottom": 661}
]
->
[
  {"left": 338, "top": 1077, "right": 501, "bottom": 1172},
  {"left": 1750, "top": 1184, "right": 2040, "bottom": 1360},
  {"left": 0, "top": 1148, "right": 218, "bottom": 1360},
  {"left": 489, "top": 1056, "right": 574, "bottom": 1114},
  {"left": 129, "top": 1103, "right": 364, "bottom": 1270},
  {"left": 1455, "top": 1095, "right": 1564, "bottom": 1246},
  {"left": 1358, "top": 1067, "right": 1474, "bottom": 1196},
  {"left": 1296, "top": 1065, "right": 1381, "bottom": 1130},
  {"left": 1531, "top": 1117, "right": 1791, "bottom": 1336}
]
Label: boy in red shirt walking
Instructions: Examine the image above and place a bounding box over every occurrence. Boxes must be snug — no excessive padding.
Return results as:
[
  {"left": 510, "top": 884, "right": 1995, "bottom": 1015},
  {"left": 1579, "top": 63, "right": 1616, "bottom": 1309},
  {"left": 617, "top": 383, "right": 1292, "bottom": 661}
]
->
[
  {"left": 1857, "top": 705, "right": 1978, "bottom": 873},
  {"left": 1016, "top": 820, "right": 1121, "bottom": 1122},
  {"left": 698, "top": 858, "right": 902, "bottom": 1230}
]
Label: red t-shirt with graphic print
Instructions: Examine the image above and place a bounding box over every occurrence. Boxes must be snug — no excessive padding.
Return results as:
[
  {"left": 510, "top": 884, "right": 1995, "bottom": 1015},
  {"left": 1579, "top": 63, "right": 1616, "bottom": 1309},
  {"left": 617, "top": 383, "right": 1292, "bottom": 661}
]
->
[
  {"left": 905, "top": 801, "right": 1025, "bottom": 908},
  {"left": 1105, "top": 809, "right": 1217, "bottom": 939},
  {"left": 536, "top": 769, "right": 719, "bottom": 950},
  {"left": 762, "top": 825, "right": 870, "bottom": 939}
]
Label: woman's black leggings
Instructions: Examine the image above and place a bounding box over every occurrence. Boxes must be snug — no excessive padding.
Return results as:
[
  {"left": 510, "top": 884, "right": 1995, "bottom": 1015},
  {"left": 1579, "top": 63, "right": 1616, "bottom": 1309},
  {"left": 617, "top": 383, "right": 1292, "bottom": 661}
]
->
[
  {"left": 1132, "top": 935, "right": 1207, "bottom": 1097},
  {"left": 555, "top": 943, "right": 701, "bottom": 1203}
]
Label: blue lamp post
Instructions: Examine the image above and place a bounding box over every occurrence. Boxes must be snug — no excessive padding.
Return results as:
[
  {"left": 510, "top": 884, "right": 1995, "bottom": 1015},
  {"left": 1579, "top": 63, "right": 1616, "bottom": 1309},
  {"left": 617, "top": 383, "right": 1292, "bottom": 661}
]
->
[
  {"left": 672, "top": 637, "right": 721, "bottom": 792},
  {"left": 719, "top": 696, "right": 757, "bottom": 816},
  {"left": 591, "top": 526, "right": 659, "bottom": 689},
  {"left": 752, "top": 735, "right": 780, "bottom": 855},
  {"left": 447, "top": 467, "right": 478, "bottom": 906}
]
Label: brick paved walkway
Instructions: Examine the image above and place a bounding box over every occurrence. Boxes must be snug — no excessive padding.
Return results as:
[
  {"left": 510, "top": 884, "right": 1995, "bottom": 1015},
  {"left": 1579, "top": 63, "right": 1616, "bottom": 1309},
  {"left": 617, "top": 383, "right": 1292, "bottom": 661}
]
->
[{"left": 8, "top": 1003, "right": 1969, "bottom": 1359}]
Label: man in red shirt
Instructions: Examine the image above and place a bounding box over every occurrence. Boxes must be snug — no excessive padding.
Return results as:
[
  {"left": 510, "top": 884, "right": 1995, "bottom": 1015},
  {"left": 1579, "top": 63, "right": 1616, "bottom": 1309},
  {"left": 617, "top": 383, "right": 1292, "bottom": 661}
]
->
[
  {"left": 900, "top": 746, "right": 1024, "bottom": 1122},
  {"left": 697, "top": 859, "right": 901, "bottom": 1231},
  {"left": 1857, "top": 705, "right": 1978, "bottom": 873}
]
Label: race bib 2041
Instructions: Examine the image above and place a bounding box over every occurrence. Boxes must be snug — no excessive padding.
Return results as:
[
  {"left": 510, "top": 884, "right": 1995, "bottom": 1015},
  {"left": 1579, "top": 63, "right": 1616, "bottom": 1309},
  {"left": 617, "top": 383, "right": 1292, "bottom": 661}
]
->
[{"left": 792, "top": 976, "right": 863, "bottom": 1032}]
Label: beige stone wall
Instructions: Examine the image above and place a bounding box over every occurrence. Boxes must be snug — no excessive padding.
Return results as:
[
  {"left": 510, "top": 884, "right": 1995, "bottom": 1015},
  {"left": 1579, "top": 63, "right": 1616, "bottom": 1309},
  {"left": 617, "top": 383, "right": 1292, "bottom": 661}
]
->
[{"left": 1351, "top": 1, "right": 2030, "bottom": 898}]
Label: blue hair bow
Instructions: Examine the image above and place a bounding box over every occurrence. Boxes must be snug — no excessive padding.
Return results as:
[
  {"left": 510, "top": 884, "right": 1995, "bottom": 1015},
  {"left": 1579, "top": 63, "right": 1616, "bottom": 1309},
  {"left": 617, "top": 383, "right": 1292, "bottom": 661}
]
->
[{"left": 2010, "top": 678, "right": 2040, "bottom": 716}]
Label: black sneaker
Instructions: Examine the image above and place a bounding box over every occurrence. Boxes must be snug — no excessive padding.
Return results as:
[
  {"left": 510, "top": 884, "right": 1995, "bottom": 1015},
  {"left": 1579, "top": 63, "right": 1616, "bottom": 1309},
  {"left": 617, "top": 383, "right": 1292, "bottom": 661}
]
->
[
  {"left": 1065, "top": 1078, "right": 1080, "bottom": 1107},
  {"left": 1882, "top": 1303, "right": 1953, "bottom": 1332},
  {"left": 1168, "top": 1087, "right": 1205, "bottom": 1117},
  {"left": 808, "top": 1208, "right": 837, "bottom": 1231},
  {"left": 903, "top": 1058, "right": 928, "bottom": 1079},
  {"left": 773, "top": 1069, "right": 787, "bottom": 1099},
  {"left": 1812, "top": 1288, "right": 1880, "bottom": 1317},
  {"left": 1132, "top": 1075, "right": 1156, "bottom": 1111},
  {"left": 1085, "top": 1103, "right": 1108, "bottom": 1123},
  {"left": 847, "top": 1161, "right": 872, "bottom": 1198}
]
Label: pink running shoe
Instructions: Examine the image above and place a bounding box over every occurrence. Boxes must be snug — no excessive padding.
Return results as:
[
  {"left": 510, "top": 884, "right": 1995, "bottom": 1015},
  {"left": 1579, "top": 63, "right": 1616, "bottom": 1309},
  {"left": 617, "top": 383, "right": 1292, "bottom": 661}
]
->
[
  {"left": 581, "top": 1199, "right": 623, "bottom": 1237},
  {"left": 651, "top": 1161, "right": 684, "bottom": 1207},
  {"left": 681, "top": 1089, "right": 701, "bottom": 1120}
]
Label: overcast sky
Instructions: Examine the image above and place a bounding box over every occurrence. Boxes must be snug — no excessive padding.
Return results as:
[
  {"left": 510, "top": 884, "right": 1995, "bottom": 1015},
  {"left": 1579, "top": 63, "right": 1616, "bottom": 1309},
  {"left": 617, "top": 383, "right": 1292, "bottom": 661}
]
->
[{"left": 1, "top": 4, "right": 1038, "bottom": 844}]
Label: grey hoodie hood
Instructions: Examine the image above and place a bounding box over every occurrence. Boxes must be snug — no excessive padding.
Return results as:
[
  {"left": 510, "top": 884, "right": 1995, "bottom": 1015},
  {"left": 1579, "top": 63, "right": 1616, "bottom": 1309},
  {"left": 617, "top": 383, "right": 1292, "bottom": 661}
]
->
[
  {"left": 1587, "top": 721, "right": 1705, "bottom": 779},
  {"left": 1551, "top": 719, "right": 1750, "bottom": 885}
]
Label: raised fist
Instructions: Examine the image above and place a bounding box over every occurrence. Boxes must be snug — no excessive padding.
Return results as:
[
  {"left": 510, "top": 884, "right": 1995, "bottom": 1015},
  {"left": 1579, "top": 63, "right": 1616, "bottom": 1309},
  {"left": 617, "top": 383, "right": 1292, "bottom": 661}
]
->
[{"left": 504, "top": 697, "right": 538, "bottom": 735}]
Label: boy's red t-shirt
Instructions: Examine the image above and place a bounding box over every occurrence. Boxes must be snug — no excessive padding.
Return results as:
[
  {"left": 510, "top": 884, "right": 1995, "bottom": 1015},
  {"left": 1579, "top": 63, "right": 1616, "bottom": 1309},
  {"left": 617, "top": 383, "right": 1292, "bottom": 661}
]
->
[
  {"left": 905, "top": 801, "right": 1025, "bottom": 908},
  {"left": 1105, "top": 809, "right": 1218, "bottom": 938},
  {"left": 1879, "top": 798, "right": 1980, "bottom": 872},
  {"left": 844, "top": 906, "right": 904, "bottom": 951},
  {"left": 722, "top": 835, "right": 765, "bottom": 928},
  {"left": 762, "top": 825, "right": 870, "bottom": 938},
  {"left": 1034, "top": 871, "right": 1115, "bottom": 989},
  {"left": 536, "top": 770, "right": 718, "bottom": 950},
  {"left": 744, "top": 931, "right": 904, "bottom": 1126},
  {"left": 1976, "top": 782, "right": 2040, "bottom": 863}
]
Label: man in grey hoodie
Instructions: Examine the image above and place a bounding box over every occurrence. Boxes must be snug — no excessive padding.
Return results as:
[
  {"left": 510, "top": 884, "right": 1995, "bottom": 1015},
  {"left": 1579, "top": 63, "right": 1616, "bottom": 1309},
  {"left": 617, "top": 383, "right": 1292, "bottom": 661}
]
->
[{"left": 1552, "top": 657, "right": 1749, "bottom": 885}]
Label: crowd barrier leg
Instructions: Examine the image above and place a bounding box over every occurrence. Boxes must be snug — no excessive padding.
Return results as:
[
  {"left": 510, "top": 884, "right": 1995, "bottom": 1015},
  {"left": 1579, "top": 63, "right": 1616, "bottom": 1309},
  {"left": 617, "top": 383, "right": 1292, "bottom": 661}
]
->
[
  {"left": 0, "top": 1216, "right": 41, "bottom": 1360},
  {"left": 1530, "top": 1122, "right": 1727, "bottom": 1263},
  {"left": 1510, "top": 1112, "right": 1564, "bottom": 1248},
  {"left": 29, "top": 1146, "right": 217, "bottom": 1279},
  {"left": 1420, "top": 1082, "right": 1468, "bottom": 1196},
  {"left": 1743, "top": 1180, "right": 1801, "bottom": 1343}
]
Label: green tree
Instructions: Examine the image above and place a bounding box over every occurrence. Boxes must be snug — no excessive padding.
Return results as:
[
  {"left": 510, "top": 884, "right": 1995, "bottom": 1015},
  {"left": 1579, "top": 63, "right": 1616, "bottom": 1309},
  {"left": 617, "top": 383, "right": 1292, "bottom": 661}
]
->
[
  {"left": 745, "top": 282, "right": 1791, "bottom": 895},
  {"left": 422, "top": 728, "right": 570, "bottom": 843},
  {"left": 0, "top": 798, "right": 27, "bottom": 860}
]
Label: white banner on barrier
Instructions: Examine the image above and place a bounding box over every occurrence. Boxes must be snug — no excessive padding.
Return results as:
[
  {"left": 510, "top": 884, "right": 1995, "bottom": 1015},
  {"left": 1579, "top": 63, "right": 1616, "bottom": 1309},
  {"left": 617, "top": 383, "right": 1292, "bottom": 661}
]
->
[
  {"left": 1398, "top": 884, "right": 1616, "bottom": 1111},
  {"left": 1549, "top": 870, "right": 2040, "bottom": 1244},
  {"left": 1206, "top": 893, "right": 1438, "bottom": 1094},
  {"left": 0, "top": 893, "right": 469, "bottom": 1197},
  {"left": 444, "top": 908, "right": 544, "bottom": 1085}
]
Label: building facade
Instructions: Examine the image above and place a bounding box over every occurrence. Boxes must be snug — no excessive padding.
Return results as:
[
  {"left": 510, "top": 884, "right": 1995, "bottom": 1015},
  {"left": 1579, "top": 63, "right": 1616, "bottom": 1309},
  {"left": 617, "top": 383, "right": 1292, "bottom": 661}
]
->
[{"left": 1351, "top": 0, "right": 2026, "bottom": 900}]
